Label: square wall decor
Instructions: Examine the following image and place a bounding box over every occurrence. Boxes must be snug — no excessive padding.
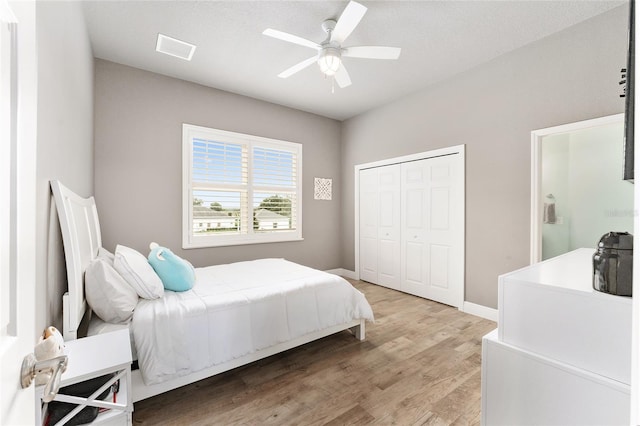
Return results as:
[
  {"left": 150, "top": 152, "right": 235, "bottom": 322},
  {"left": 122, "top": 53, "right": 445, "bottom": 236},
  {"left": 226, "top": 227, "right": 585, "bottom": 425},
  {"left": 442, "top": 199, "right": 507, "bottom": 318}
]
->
[{"left": 314, "top": 178, "right": 332, "bottom": 200}]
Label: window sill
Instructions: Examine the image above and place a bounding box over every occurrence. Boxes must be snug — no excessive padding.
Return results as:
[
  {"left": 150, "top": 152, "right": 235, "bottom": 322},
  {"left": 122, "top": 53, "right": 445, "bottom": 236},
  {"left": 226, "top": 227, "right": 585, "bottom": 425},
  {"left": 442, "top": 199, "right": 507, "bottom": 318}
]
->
[{"left": 183, "top": 236, "right": 304, "bottom": 249}]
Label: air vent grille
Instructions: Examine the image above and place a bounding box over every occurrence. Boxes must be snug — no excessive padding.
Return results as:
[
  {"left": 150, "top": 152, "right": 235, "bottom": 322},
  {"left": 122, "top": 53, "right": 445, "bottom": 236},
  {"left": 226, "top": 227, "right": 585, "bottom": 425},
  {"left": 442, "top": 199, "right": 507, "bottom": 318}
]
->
[{"left": 155, "top": 34, "right": 196, "bottom": 61}]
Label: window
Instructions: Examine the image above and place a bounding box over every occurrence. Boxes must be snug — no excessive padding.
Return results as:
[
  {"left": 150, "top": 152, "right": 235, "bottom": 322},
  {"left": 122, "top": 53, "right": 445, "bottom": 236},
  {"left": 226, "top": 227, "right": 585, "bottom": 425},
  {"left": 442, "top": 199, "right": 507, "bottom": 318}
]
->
[{"left": 183, "top": 124, "right": 302, "bottom": 248}]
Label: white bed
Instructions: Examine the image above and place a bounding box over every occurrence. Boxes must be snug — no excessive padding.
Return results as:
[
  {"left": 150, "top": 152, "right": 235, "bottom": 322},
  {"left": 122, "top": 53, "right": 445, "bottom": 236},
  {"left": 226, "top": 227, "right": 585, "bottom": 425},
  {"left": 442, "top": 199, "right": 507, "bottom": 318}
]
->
[{"left": 51, "top": 180, "right": 373, "bottom": 402}]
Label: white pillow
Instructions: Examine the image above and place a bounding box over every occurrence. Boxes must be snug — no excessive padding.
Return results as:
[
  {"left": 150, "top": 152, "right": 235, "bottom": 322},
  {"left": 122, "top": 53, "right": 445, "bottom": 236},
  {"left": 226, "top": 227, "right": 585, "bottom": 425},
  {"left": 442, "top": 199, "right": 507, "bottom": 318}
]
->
[
  {"left": 113, "top": 244, "right": 164, "bottom": 299},
  {"left": 85, "top": 258, "right": 138, "bottom": 324},
  {"left": 97, "top": 247, "right": 115, "bottom": 265}
]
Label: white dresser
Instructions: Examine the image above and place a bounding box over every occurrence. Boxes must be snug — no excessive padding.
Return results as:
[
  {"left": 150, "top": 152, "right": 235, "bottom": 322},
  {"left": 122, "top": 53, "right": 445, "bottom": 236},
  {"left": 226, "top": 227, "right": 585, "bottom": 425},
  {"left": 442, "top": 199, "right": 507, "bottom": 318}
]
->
[{"left": 481, "top": 248, "right": 631, "bottom": 425}]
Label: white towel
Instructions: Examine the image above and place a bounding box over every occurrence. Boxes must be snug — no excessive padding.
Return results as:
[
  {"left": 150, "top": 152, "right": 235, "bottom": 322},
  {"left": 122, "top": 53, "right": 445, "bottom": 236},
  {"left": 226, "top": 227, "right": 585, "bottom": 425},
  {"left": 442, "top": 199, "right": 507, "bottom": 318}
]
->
[{"left": 543, "top": 202, "right": 556, "bottom": 224}]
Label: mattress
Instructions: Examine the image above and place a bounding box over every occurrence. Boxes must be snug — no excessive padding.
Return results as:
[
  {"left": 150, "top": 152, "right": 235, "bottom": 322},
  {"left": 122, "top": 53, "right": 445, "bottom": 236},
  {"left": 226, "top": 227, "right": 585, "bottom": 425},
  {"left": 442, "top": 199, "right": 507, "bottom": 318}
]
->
[{"left": 131, "top": 258, "right": 374, "bottom": 385}]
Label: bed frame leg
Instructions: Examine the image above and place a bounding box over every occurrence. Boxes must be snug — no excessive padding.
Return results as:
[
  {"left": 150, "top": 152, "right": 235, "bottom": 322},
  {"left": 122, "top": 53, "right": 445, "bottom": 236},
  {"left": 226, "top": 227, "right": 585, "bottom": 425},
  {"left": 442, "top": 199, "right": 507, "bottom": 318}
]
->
[{"left": 350, "top": 319, "right": 365, "bottom": 341}]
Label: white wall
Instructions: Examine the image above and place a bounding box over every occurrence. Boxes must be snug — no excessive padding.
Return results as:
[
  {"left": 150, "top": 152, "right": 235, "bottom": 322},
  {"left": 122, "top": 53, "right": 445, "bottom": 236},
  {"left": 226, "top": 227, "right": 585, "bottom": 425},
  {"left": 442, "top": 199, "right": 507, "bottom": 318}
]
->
[
  {"left": 568, "top": 124, "right": 634, "bottom": 249},
  {"left": 35, "top": 2, "right": 94, "bottom": 332},
  {"left": 541, "top": 134, "right": 571, "bottom": 259},
  {"left": 341, "top": 6, "right": 628, "bottom": 309}
]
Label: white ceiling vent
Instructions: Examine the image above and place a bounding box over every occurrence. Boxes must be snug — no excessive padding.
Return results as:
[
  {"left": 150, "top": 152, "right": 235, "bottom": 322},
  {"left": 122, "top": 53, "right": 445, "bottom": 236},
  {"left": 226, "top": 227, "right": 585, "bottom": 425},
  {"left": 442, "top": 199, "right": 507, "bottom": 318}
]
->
[{"left": 155, "top": 34, "right": 196, "bottom": 61}]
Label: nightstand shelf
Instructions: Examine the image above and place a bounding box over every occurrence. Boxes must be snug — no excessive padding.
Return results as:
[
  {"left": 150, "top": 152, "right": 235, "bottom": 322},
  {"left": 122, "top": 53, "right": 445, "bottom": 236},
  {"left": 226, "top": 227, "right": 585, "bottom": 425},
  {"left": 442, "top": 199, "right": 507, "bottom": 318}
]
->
[{"left": 36, "top": 329, "right": 133, "bottom": 426}]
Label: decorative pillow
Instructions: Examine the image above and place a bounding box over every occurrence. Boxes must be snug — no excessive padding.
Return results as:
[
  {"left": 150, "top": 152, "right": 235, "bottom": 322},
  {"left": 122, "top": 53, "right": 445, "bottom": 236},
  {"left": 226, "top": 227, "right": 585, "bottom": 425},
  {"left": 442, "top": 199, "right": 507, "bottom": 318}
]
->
[
  {"left": 85, "top": 258, "right": 138, "bottom": 324},
  {"left": 97, "top": 247, "right": 115, "bottom": 265},
  {"left": 113, "top": 244, "right": 164, "bottom": 299},
  {"left": 147, "top": 242, "right": 196, "bottom": 292}
]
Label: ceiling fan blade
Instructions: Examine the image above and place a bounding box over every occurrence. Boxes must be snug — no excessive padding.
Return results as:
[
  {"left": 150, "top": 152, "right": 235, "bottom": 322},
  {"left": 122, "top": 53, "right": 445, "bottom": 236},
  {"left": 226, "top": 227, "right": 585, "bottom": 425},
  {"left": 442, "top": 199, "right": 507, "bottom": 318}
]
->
[
  {"left": 278, "top": 56, "right": 318, "bottom": 78},
  {"left": 334, "top": 64, "right": 352, "bottom": 88},
  {"left": 331, "top": 1, "right": 367, "bottom": 44},
  {"left": 343, "top": 46, "right": 401, "bottom": 60},
  {"left": 263, "top": 29, "right": 320, "bottom": 50}
]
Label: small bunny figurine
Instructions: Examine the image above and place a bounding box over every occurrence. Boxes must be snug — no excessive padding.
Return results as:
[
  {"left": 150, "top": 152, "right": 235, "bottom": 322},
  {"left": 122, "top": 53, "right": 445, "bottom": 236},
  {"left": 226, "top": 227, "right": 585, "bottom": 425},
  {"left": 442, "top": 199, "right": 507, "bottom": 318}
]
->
[{"left": 34, "top": 326, "right": 65, "bottom": 386}]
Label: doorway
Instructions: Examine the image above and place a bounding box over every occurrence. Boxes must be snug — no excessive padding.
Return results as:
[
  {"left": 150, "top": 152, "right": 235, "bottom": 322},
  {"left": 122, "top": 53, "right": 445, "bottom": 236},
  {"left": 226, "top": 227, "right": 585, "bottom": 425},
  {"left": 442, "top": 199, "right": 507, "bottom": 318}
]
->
[{"left": 530, "top": 114, "right": 633, "bottom": 263}]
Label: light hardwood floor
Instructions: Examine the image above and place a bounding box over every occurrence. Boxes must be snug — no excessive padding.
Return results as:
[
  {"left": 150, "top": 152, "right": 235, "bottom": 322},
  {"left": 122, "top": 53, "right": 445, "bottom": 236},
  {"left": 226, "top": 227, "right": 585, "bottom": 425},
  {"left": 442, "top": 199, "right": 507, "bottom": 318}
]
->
[{"left": 132, "top": 280, "right": 496, "bottom": 425}]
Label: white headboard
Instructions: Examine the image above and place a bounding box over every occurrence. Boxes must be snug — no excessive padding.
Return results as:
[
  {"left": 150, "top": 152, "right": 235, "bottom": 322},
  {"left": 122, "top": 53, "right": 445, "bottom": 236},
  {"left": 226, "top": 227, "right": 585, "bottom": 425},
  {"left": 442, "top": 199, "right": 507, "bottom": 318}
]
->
[{"left": 50, "top": 180, "right": 101, "bottom": 340}]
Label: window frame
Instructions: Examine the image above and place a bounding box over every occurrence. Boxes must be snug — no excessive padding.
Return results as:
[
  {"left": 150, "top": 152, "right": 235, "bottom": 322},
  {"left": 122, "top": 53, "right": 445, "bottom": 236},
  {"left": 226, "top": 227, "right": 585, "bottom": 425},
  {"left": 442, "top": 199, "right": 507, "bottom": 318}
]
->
[{"left": 182, "top": 123, "right": 303, "bottom": 248}]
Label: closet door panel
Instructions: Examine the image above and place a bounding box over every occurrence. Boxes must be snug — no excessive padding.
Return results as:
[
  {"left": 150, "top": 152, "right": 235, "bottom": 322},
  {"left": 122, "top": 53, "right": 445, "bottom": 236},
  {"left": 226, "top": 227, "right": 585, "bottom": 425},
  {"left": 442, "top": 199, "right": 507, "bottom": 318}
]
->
[
  {"left": 430, "top": 187, "right": 450, "bottom": 230},
  {"left": 376, "top": 165, "right": 401, "bottom": 289},
  {"left": 406, "top": 189, "right": 424, "bottom": 229},
  {"left": 379, "top": 192, "right": 395, "bottom": 226},
  {"left": 360, "top": 241, "right": 378, "bottom": 282},
  {"left": 424, "top": 155, "right": 463, "bottom": 307},
  {"left": 360, "top": 170, "right": 378, "bottom": 239},
  {"left": 359, "top": 164, "right": 401, "bottom": 289},
  {"left": 359, "top": 168, "right": 379, "bottom": 283},
  {"left": 401, "top": 161, "right": 429, "bottom": 298},
  {"left": 379, "top": 240, "right": 398, "bottom": 282},
  {"left": 405, "top": 241, "right": 424, "bottom": 284},
  {"left": 429, "top": 244, "right": 450, "bottom": 289}
]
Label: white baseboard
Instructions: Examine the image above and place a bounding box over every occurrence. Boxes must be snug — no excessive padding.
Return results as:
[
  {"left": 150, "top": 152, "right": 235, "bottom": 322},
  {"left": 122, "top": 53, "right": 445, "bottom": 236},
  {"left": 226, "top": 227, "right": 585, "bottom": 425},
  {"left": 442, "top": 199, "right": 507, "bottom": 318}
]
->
[
  {"left": 462, "top": 301, "right": 498, "bottom": 322},
  {"left": 325, "top": 268, "right": 357, "bottom": 280},
  {"left": 325, "top": 271, "right": 497, "bottom": 322}
]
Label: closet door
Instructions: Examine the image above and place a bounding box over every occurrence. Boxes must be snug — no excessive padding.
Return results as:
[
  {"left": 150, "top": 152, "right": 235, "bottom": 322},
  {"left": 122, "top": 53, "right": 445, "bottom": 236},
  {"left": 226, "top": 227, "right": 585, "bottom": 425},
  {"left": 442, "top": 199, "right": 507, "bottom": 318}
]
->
[
  {"left": 359, "top": 164, "right": 401, "bottom": 290},
  {"left": 359, "top": 167, "right": 379, "bottom": 283},
  {"left": 401, "top": 155, "right": 463, "bottom": 307},
  {"left": 376, "top": 164, "right": 401, "bottom": 290}
]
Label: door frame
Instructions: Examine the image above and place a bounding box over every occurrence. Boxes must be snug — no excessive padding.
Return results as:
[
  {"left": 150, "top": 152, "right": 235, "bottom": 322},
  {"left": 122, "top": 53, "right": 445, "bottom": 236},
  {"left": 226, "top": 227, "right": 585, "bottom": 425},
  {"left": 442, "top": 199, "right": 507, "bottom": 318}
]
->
[
  {"left": 0, "top": 1, "right": 38, "bottom": 424},
  {"left": 529, "top": 113, "right": 624, "bottom": 264},
  {"left": 354, "top": 144, "right": 466, "bottom": 308}
]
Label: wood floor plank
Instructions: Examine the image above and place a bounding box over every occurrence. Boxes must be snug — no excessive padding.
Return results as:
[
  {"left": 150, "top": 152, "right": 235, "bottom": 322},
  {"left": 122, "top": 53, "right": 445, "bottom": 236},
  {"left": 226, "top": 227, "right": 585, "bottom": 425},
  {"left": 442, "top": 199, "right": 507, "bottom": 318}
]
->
[
  {"left": 132, "top": 280, "right": 496, "bottom": 425},
  {"left": 325, "top": 404, "right": 376, "bottom": 425}
]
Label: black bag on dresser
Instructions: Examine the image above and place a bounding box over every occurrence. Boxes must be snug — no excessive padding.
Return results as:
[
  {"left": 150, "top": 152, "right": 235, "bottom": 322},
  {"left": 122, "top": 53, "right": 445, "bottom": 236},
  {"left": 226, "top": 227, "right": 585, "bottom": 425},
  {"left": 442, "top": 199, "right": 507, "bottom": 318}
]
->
[{"left": 593, "top": 231, "right": 633, "bottom": 297}]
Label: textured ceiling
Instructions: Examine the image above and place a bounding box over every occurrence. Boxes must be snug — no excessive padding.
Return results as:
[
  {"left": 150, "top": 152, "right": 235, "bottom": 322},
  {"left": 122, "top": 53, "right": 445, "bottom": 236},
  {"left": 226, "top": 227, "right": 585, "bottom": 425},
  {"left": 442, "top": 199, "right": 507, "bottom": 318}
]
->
[{"left": 82, "top": 1, "right": 626, "bottom": 120}]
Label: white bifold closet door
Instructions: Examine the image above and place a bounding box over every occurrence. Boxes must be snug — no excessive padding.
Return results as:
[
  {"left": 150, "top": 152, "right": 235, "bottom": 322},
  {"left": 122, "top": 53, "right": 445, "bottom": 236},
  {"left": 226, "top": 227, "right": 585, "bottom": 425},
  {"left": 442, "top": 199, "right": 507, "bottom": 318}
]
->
[
  {"left": 359, "top": 164, "right": 401, "bottom": 290},
  {"left": 358, "top": 152, "right": 463, "bottom": 308}
]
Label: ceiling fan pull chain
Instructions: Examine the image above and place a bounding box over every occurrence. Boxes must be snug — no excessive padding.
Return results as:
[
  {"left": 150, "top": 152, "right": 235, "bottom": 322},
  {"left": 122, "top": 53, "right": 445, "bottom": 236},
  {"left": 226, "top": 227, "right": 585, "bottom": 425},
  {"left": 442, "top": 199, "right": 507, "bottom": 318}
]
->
[{"left": 323, "top": 72, "right": 336, "bottom": 94}]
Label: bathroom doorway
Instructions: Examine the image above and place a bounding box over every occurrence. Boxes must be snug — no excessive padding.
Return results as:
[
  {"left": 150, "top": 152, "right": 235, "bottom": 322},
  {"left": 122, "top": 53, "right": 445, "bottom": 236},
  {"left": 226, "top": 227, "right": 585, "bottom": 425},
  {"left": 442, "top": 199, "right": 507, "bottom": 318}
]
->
[{"left": 530, "top": 114, "right": 633, "bottom": 263}]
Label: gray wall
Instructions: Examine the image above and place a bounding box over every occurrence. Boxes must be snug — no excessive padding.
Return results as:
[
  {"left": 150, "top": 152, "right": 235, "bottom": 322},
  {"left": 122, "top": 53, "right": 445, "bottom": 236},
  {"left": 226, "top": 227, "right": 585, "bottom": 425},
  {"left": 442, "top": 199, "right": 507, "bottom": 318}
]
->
[
  {"left": 340, "top": 6, "right": 628, "bottom": 309},
  {"left": 35, "top": 2, "right": 94, "bottom": 331},
  {"left": 94, "top": 60, "right": 342, "bottom": 270}
]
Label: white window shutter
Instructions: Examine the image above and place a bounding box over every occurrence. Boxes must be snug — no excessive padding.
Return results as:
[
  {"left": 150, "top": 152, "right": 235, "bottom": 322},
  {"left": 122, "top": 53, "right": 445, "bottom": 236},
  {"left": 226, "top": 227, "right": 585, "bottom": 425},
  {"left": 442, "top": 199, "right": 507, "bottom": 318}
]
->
[{"left": 183, "top": 124, "right": 302, "bottom": 248}]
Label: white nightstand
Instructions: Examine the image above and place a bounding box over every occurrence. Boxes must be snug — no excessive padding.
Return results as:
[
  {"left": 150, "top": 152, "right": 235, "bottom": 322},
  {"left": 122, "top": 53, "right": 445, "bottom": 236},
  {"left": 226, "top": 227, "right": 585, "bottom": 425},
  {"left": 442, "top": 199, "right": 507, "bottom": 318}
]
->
[{"left": 36, "top": 329, "right": 133, "bottom": 426}]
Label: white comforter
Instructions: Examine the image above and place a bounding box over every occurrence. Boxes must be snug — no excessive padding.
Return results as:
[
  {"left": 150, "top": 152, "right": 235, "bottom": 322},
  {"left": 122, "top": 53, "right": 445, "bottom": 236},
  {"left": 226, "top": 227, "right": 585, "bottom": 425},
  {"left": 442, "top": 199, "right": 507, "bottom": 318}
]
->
[{"left": 132, "top": 259, "right": 374, "bottom": 385}]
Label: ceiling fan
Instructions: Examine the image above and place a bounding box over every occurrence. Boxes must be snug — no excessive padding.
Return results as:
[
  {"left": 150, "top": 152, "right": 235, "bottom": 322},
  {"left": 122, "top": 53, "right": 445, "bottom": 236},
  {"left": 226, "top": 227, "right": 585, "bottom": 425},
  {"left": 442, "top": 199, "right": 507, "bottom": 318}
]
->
[{"left": 262, "top": 1, "right": 401, "bottom": 90}]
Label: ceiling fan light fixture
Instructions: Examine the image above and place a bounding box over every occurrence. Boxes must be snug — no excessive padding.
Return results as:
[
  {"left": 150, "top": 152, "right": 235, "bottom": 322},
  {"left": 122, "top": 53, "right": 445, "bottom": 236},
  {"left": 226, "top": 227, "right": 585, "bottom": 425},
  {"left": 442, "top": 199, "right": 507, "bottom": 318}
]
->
[
  {"left": 263, "top": 1, "right": 399, "bottom": 90},
  {"left": 317, "top": 47, "right": 341, "bottom": 76}
]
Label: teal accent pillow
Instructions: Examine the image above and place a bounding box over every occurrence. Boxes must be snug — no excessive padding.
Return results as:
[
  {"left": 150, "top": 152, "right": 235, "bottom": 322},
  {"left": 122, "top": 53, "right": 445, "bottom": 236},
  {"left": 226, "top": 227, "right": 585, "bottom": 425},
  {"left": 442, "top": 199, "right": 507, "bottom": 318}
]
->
[{"left": 147, "top": 242, "right": 195, "bottom": 292}]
